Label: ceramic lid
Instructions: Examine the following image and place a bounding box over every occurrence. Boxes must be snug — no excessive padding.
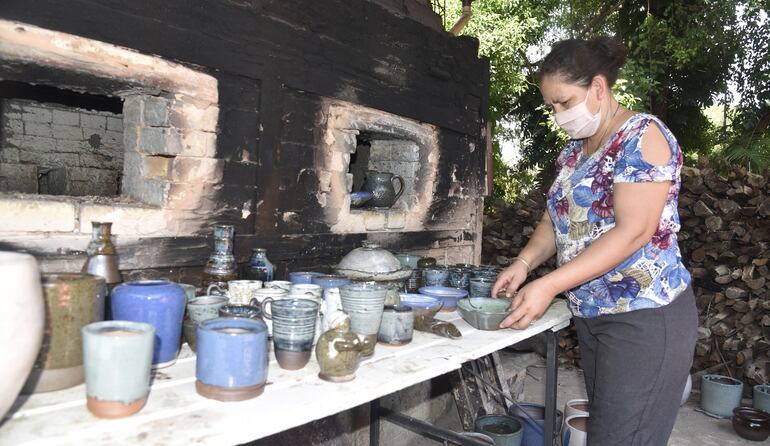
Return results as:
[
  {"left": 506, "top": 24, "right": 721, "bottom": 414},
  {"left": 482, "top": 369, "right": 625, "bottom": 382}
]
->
[{"left": 337, "top": 241, "right": 402, "bottom": 274}]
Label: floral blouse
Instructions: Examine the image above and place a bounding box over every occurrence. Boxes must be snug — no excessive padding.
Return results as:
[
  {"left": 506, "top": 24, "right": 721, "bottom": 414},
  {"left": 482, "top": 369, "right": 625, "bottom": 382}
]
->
[{"left": 546, "top": 113, "right": 691, "bottom": 318}]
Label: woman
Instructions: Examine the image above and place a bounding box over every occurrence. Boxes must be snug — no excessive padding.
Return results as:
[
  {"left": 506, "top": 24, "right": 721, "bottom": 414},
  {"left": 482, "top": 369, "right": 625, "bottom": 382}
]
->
[{"left": 491, "top": 37, "right": 697, "bottom": 445}]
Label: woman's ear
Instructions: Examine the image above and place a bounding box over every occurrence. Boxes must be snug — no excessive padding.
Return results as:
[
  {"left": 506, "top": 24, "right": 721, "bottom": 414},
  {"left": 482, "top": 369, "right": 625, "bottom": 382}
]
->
[{"left": 591, "top": 75, "right": 609, "bottom": 102}]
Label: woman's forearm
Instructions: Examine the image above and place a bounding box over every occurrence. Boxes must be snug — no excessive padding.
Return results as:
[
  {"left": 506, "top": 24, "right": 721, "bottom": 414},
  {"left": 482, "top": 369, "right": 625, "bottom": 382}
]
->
[
  {"left": 542, "top": 224, "right": 650, "bottom": 294},
  {"left": 516, "top": 212, "right": 557, "bottom": 271}
]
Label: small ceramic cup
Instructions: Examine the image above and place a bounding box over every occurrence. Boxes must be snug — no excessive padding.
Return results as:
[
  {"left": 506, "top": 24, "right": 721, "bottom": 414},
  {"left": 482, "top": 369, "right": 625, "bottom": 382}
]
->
[
  {"left": 754, "top": 384, "right": 770, "bottom": 413},
  {"left": 187, "top": 296, "right": 229, "bottom": 326},
  {"left": 290, "top": 283, "right": 323, "bottom": 300},
  {"left": 195, "top": 317, "right": 269, "bottom": 402},
  {"left": 562, "top": 414, "right": 588, "bottom": 446},
  {"left": 448, "top": 267, "right": 473, "bottom": 291},
  {"left": 207, "top": 280, "right": 262, "bottom": 305},
  {"left": 288, "top": 271, "right": 323, "bottom": 285},
  {"left": 564, "top": 398, "right": 590, "bottom": 421},
  {"left": 177, "top": 283, "right": 197, "bottom": 303},
  {"left": 469, "top": 277, "right": 495, "bottom": 298},
  {"left": 423, "top": 267, "right": 449, "bottom": 287},
  {"left": 261, "top": 298, "right": 319, "bottom": 370},
  {"left": 82, "top": 321, "right": 154, "bottom": 418},
  {"left": 219, "top": 304, "right": 263, "bottom": 320},
  {"left": 264, "top": 280, "right": 293, "bottom": 292},
  {"left": 339, "top": 283, "right": 388, "bottom": 357},
  {"left": 378, "top": 305, "right": 414, "bottom": 346}
]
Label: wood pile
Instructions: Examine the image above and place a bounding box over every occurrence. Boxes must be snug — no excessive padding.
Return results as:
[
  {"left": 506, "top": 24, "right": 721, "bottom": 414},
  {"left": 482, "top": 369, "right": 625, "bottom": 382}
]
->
[{"left": 482, "top": 162, "right": 770, "bottom": 385}]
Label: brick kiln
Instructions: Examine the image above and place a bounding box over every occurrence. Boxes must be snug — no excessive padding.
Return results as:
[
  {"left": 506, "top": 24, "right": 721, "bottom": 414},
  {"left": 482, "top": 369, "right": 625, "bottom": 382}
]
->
[{"left": 0, "top": 0, "right": 490, "bottom": 283}]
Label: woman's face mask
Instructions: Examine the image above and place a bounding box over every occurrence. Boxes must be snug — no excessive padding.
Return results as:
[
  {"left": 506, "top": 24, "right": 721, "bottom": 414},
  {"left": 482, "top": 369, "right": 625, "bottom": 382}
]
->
[{"left": 553, "top": 88, "right": 601, "bottom": 139}]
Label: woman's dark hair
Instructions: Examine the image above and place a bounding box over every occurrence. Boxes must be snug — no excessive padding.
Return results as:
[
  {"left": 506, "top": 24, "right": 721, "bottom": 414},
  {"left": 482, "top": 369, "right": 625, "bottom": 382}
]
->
[{"left": 538, "top": 37, "right": 628, "bottom": 87}]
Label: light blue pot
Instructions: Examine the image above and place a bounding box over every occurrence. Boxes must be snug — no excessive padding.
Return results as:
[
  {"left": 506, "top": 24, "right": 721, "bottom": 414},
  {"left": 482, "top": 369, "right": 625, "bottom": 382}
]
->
[
  {"left": 701, "top": 374, "right": 744, "bottom": 418},
  {"left": 754, "top": 385, "right": 770, "bottom": 414}
]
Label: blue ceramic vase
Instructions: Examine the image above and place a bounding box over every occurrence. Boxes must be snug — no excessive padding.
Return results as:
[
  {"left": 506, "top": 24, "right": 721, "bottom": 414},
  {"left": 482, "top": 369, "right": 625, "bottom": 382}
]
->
[
  {"left": 111, "top": 280, "right": 186, "bottom": 368},
  {"left": 196, "top": 317, "right": 269, "bottom": 401}
]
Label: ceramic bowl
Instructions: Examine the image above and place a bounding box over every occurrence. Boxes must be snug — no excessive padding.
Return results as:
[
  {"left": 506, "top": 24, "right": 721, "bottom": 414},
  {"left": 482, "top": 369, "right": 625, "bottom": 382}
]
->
[
  {"left": 457, "top": 298, "right": 511, "bottom": 330},
  {"left": 399, "top": 294, "right": 442, "bottom": 320},
  {"left": 732, "top": 406, "right": 770, "bottom": 441},
  {"left": 418, "top": 286, "right": 468, "bottom": 311},
  {"left": 337, "top": 242, "right": 403, "bottom": 274},
  {"left": 350, "top": 191, "right": 373, "bottom": 208}
]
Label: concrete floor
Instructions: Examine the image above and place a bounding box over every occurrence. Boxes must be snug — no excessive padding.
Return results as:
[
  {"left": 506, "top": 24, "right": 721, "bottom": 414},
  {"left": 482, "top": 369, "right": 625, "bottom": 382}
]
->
[{"left": 505, "top": 351, "right": 758, "bottom": 446}]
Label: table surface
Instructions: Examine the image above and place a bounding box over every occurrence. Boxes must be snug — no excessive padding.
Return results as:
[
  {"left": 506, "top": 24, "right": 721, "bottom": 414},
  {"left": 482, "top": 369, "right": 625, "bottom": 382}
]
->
[{"left": 0, "top": 300, "right": 571, "bottom": 446}]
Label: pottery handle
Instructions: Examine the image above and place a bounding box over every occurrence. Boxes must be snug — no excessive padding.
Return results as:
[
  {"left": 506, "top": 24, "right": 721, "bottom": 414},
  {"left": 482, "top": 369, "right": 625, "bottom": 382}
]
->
[
  {"left": 260, "top": 297, "right": 274, "bottom": 320},
  {"left": 333, "top": 339, "right": 360, "bottom": 352},
  {"left": 391, "top": 175, "right": 405, "bottom": 203},
  {"left": 207, "top": 283, "right": 226, "bottom": 296}
]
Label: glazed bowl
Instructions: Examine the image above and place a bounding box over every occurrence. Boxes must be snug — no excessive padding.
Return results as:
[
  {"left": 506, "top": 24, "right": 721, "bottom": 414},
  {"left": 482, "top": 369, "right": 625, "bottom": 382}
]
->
[
  {"left": 732, "top": 406, "right": 770, "bottom": 441},
  {"left": 457, "top": 298, "right": 511, "bottom": 330},
  {"left": 418, "top": 286, "right": 469, "bottom": 312},
  {"left": 350, "top": 191, "right": 373, "bottom": 208},
  {"left": 399, "top": 294, "right": 442, "bottom": 321}
]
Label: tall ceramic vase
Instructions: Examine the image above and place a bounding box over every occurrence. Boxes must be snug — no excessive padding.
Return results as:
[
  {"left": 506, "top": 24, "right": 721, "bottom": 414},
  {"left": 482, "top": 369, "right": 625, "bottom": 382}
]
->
[
  {"left": 111, "top": 280, "right": 186, "bottom": 368},
  {"left": 0, "top": 252, "right": 44, "bottom": 419}
]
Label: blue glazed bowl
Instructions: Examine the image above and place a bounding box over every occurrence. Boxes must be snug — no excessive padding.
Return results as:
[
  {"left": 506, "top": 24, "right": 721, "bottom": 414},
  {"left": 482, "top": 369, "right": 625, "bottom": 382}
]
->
[
  {"left": 418, "top": 286, "right": 468, "bottom": 312},
  {"left": 111, "top": 280, "right": 186, "bottom": 368},
  {"left": 399, "top": 293, "right": 442, "bottom": 321},
  {"left": 350, "top": 191, "right": 373, "bottom": 208},
  {"left": 288, "top": 271, "right": 323, "bottom": 285},
  {"left": 312, "top": 274, "right": 351, "bottom": 290}
]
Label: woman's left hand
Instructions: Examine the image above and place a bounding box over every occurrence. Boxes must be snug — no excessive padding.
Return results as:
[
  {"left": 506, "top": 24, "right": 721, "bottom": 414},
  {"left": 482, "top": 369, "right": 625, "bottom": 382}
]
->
[{"left": 499, "top": 278, "right": 558, "bottom": 329}]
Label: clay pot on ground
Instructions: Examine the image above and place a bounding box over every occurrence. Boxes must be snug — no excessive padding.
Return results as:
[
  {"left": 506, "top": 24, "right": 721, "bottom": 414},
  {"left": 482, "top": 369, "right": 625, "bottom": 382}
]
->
[{"left": 701, "top": 374, "right": 744, "bottom": 418}]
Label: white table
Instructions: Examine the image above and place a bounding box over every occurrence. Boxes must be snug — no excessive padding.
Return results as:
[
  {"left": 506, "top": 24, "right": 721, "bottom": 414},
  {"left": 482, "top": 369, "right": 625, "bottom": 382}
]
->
[{"left": 0, "top": 300, "right": 571, "bottom": 446}]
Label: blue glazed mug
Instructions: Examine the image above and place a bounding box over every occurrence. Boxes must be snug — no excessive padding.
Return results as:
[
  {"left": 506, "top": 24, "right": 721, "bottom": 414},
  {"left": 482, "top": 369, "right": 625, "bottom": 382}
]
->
[
  {"left": 195, "top": 317, "right": 269, "bottom": 402},
  {"left": 423, "top": 267, "right": 449, "bottom": 287},
  {"left": 261, "top": 298, "right": 319, "bottom": 370},
  {"left": 111, "top": 280, "right": 186, "bottom": 368}
]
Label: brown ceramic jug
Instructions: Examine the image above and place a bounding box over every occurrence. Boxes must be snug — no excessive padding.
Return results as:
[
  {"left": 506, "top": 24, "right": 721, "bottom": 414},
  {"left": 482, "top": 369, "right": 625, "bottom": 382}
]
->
[{"left": 315, "top": 313, "right": 373, "bottom": 382}]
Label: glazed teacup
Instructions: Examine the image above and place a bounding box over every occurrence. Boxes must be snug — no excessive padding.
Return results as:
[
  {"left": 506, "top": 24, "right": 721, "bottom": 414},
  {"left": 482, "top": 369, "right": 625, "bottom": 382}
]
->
[
  {"left": 423, "top": 267, "right": 449, "bottom": 287},
  {"left": 82, "top": 321, "right": 154, "bottom": 418},
  {"left": 219, "top": 304, "right": 263, "bottom": 320},
  {"left": 378, "top": 305, "right": 414, "bottom": 345},
  {"left": 187, "top": 296, "right": 229, "bottom": 325},
  {"left": 448, "top": 267, "right": 472, "bottom": 291},
  {"left": 196, "top": 317, "right": 269, "bottom": 402},
  {"left": 339, "top": 283, "right": 388, "bottom": 356},
  {"left": 207, "top": 280, "right": 262, "bottom": 305},
  {"left": 261, "top": 298, "right": 319, "bottom": 370}
]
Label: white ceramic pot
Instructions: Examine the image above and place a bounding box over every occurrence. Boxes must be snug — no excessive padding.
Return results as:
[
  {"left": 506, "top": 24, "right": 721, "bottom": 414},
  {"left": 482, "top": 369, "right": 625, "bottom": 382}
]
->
[
  {"left": 562, "top": 414, "right": 588, "bottom": 446},
  {"left": 0, "top": 252, "right": 44, "bottom": 419},
  {"left": 564, "top": 398, "right": 590, "bottom": 420}
]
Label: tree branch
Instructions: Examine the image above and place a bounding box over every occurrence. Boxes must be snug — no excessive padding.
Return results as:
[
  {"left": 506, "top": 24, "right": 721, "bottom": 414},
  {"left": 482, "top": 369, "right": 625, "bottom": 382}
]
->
[{"left": 578, "top": 0, "right": 624, "bottom": 38}]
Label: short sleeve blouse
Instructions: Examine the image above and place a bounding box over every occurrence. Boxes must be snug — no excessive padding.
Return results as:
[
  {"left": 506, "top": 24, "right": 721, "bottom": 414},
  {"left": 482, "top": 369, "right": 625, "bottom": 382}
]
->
[{"left": 545, "top": 113, "right": 691, "bottom": 318}]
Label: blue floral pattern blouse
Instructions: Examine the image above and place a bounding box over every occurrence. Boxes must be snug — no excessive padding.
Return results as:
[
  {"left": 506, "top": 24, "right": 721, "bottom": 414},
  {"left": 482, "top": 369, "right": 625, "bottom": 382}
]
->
[{"left": 546, "top": 113, "right": 691, "bottom": 318}]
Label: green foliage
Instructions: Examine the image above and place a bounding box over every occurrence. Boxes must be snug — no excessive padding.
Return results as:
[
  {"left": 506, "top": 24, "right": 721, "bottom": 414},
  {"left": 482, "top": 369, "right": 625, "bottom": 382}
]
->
[{"left": 432, "top": 0, "right": 769, "bottom": 200}]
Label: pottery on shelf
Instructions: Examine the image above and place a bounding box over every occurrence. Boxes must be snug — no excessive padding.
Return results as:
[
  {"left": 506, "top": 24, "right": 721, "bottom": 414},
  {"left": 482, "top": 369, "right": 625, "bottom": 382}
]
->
[
  {"left": 195, "top": 317, "right": 269, "bottom": 402},
  {"left": 244, "top": 248, "right": 274, "bottom": 282},
  {"left": 423, "top": 267, "right": 449, "bottom": 287},
  {"left": 474, "top": 414, "right": 524, "bottom": 446},
  {"left": 83, "top": 221, "right": 122, "bottom": 286},
  {"left": 336, "top": 242, "right": 411, "bottom": 282},
  {"left": 469, "top": 277, "right": 496, "bottom": 298},
  {"left": 23, "top": 273, "right": 105, "bottom": 394},
  {"left": 701, "top": 374, "right": 744, "bottom": 418},
  {"left": 350, "top": 191, "right": 373, "bottom": 208},
  {"left": 339, "top": 283, "right": 388, "bottom": 357},
  {"left": 0, "top": 252, "right": 44, "bottom": 420},
  {"left": 315, "top": 313, "right": 372, "bottom": 382},
  {"left": 187, "top": 296, "right": 229, "bottom": 326},
  {"left": 262, "top": 298, "right": 319, "bottom": 370},
  {"left": 82, "top": 320, "right": 154, "bottom": 419},
  {"left": 732, "top": 406, "right": 770, "bottom": 442},
  {"left": 111, "top": 280, "right": 186, "bottom": 368},
  {"left": 219, "top": 304, "right": 263, "bottom": 320},
  {"left": 378, "top": 305, "right": 414, "bottom": 346},
  {"left": 457, "top": 298, "right": 511, "bottom": 331},
  {"left": 312, "top": 274, "right": 351, "bottom": 290},
  {"left": 563, "top": 399, "right": 590, "bottom": 421},
  {"left": 362, "top": 170, "right": 404, "bottom": 209},
  {"left": 288, "top": 271, "right": 323, "bottom": 285},
  {"left": 202, "top": 224, "right": 238, "bottom": 292},
  {"left": 395, "top": 253, "right": 423, "bottom": 269},
  {"left": 399, "top": 294, "right": 442, "bottom": 324},
  {"left": 418, "top": 286, "right": 469, "bottom": 312}
]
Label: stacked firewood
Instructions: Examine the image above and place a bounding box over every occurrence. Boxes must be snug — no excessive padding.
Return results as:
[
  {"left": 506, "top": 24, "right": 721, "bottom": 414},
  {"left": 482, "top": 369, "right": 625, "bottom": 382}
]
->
[{"left": 482, "top": 162, "right": 770, "bottom": 384}]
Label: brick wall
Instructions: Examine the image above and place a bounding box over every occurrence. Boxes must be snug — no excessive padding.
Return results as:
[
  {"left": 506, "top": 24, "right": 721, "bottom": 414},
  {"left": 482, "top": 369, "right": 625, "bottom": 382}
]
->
[{"left": 0, "top": 98, "right": 123, "bottom": 196}]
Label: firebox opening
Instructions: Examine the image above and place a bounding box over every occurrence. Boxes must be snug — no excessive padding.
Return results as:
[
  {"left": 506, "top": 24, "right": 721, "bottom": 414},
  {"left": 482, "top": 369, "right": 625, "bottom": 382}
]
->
[
  {"left": 0, "top": 80, "right": 124, "bottom": 197},
  {"left": 348, "top": 131, "right": 420, "bottom": 212}
]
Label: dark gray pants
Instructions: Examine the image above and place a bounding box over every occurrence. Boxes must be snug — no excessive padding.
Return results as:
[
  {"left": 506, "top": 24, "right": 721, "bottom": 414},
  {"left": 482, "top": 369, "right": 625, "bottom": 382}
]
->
[{"left": 573, "top": 286, "right": 698, "bottom": 446}]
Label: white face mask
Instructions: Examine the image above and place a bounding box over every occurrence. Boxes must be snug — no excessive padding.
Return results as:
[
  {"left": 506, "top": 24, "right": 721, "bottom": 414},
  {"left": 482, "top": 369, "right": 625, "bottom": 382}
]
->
[{"left": 553, "top": 89, "right": 601, "bottom": 139}]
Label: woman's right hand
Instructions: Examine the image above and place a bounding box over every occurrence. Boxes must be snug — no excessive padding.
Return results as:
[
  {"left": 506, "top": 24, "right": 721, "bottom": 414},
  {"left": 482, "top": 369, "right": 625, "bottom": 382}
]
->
[{"left": 491, "top": 261, "right": 529, "bottom": 298}]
